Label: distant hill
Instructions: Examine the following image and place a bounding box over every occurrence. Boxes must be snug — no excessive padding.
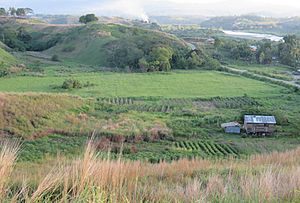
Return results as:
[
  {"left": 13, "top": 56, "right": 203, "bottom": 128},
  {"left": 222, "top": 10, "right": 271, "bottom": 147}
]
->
[
  {"left": 150, "top": 16, "right": 207, "bottom": 25},
  {"left": 34, "top": 14, "right": 80, "bottom": 25},
  {"left": 201, "top": 15, "right": 300, "bottom": 35}
]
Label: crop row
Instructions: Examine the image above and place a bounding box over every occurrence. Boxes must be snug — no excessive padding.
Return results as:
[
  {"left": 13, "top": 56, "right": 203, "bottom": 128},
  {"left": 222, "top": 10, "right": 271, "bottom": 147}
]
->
[
  {"left": 196, "top": 96, "right": 259, "bottom": 108},
  {"left": 127, "top": 104, "right": 174, "bottom": 113},
  {"left": 97, "top": 97, "right": 135, "bottom": 105},
  {"left": 175, "top": 140, "right": 239, "bottom": 157},
  {"left": 160, "top": 98, "right": 193, "bottom": 107}
]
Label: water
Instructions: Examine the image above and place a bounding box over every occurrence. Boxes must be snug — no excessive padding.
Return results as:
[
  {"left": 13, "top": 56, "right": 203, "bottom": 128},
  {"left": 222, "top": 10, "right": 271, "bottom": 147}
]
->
[{"left": 223, "top": 30, "right": 283, "bottom": 42}]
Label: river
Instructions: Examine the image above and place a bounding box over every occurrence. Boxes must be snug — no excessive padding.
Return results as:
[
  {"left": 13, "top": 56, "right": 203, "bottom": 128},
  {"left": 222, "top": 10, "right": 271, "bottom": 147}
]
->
[{"left": 223, "top": 30, "right": 283, "bottom": 42}]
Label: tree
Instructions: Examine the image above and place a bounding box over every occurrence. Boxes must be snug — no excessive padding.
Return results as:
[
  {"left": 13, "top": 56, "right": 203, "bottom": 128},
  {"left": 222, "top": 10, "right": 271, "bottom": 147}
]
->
[
  {"left": 16, "top": 8, "right": 33, "bottom": 17},
  {"left": 230, "top": 43, "right": 254, "bottom": 61},
  {"left": 278, "top": 35, "right": 300, "bottom": 67},
  {"left": 9, "top": 7, "right": 16, "bottom": 16},
  {"left": 214, "top": 38, "right": 223, "bottom": 49},
  {"left": 106, "top": 40, "right": 144, "bottom": 70},
  {"left": 24, "top": 8, "right": 33, "bottom": 15},
  {"left": 256, "top": 40, "right": 273, "bottom": 64},
  {"left": 17, "top": 27, "right": 32, "bottom": 43},
  {"left": 148, "top": 47, "right": 174, "bottom": 71},
  {"left": 16, "top": 8, "right": 26, "bottom": 16},
  {"left": 79, "top": 14, "right": 98, "bottom": 24},
  {"left": 0, "top": 8, "right": 6, "bottom": 16}
]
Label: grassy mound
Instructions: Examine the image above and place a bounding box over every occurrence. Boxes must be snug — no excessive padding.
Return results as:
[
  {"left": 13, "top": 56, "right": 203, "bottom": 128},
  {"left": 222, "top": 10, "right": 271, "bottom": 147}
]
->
[
  {"left": 44, "top": 23, "right": 188, "bottom": 66},
  {"left": 0, "top": 93, "right": 85, "bottom": 137}
]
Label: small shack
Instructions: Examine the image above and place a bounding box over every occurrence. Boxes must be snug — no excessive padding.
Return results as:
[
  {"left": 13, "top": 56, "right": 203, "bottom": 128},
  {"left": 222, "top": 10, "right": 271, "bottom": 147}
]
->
[
  {"left": 249, "top": 45, "right": 258, "bottom": 52},
  {"left": 244, "top": 115, "right": 276, "bottom": 135},
  {"left": 221, "top": 122, "right": 241, "bottom": 134}
]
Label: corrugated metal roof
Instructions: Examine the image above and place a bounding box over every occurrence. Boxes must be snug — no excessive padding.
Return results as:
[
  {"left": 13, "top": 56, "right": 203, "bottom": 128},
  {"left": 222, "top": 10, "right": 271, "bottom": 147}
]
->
[
  {"left": 221, "top": 122, "right": 241, "bottom": 128},
  {"left": 244, "top": 115, "right": 276, "bottom": 124}
]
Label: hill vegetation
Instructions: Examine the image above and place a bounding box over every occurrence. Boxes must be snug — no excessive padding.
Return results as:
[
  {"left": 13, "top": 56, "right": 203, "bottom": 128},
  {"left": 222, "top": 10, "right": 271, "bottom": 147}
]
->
[
  {"left": 0, "top": 46, "right": 18, "bottom": 76},
  {"left": 0, "top": 18, "right": 220, "bottom": 72},
  {"left": 201, "top": 15, "right": 300, "bottom": 35}
]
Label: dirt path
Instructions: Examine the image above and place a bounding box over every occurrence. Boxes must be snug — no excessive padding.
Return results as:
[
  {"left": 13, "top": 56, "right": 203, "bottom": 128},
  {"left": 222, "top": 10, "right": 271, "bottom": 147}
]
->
[
  {"left": 285, "top": 71, "right": 300, "bottom": 85},
  {"left": 225, "top": 66, "right": 300, "bottom": 89}
]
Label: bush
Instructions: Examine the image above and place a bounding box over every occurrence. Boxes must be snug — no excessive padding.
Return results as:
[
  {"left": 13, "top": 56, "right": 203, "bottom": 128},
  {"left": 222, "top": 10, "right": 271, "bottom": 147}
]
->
[
  {"left": 62, "top": 79, "right": 82, "bottom": 89},
  {"left": 61, "top": 79, "right": 95, "bottom": 90},
  {"left": 51, "top": 54, "right": 60, "bottom": 62}
]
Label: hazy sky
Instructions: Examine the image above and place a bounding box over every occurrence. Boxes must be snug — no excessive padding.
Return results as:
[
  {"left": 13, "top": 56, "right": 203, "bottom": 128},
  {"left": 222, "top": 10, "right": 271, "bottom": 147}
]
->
[{"left": 2, "top": 0, "right": 300, "bottom": 17}]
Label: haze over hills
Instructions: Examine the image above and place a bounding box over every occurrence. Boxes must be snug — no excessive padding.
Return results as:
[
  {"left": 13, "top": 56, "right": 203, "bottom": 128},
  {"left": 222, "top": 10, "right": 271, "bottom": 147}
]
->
[{"left": 2, "top": 0, "right": 300, "bottom": 19}]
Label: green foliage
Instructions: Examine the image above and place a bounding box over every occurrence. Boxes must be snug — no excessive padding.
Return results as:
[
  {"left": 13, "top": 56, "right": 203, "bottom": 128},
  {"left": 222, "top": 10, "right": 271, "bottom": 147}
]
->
[
  {"left": 19, "top": 134, "right": 87, "bottom": 162},
  {"left": 79, "top": 14, "right": 98, "bottom": 24},
  {"left": 0, "top": 8, "right": 6, "bottom": 16},
  {"left": 8, "top": 7, "right": 16, "bottom": 16},
  {"left": 61, "top": 78, "right": 95, "bottom": 90},
  {"left": 62, "top": 79, "right": 82, "bottom": 89},
  {"left": 174, "top": 140, "right": 239, "bottom": 157},
  {"left": 278, "top": 35, "right": 300, "bottom": 67},
  {"left": 256, "top": 40, "right": 273, "bottom": 64},
  {"left": 106, "top": 40, "right": 144, "bottom": 70},
  {"left": 230, "top": 43, "right": 254, "bottom": 61},
  {"left": 0, "top": 47, "right": 17, "bottom": 76},
  {"left": 139, "top": 46, "right": 174, "bottom": 72},
  {"left": 0, "top": 22, "right": 63, "bottom": 51}
]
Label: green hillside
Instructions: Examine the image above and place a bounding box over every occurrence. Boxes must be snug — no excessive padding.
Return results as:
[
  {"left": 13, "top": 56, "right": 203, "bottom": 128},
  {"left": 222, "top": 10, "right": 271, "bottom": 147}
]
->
[
  {"left": 44, "top": 23, "right": 188, "bottom": 66},
  {"left": 0, "top": 47, "right": 17, "bottom": 68}
]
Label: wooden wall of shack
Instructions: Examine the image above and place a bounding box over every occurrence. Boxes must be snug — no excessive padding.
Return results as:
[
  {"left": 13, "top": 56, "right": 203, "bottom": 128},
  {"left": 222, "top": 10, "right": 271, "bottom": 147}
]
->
[{"left": 244, "top": 123, "right": 275, "bottom": 135}]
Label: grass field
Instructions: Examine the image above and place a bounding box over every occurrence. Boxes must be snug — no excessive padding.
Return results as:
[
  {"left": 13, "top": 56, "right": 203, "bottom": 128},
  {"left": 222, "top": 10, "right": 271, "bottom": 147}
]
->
[{"left": 0, "top": 71, "right": 285, "bottom": 98}]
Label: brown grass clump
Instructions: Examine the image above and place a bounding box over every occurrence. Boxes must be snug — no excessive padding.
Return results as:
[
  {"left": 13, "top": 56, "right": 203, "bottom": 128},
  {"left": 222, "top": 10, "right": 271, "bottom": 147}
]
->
[{"left": 0, "top": 141, "right": 20, "bottom": 200}]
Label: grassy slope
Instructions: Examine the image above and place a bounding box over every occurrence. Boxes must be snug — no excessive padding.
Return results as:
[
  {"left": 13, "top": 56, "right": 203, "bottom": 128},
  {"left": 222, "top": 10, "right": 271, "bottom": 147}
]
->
[
  {"left": 0, "top": 47, "right": 17, "bottom": 67},
  {"left": 0, "top": 93, "right": 85, "bottom": 137},
  {"left": 0, "top": 71, "right": 284, "bottom": 98},
  {"left": 44, "top": 23, "right": 187, "bottom": 66}
]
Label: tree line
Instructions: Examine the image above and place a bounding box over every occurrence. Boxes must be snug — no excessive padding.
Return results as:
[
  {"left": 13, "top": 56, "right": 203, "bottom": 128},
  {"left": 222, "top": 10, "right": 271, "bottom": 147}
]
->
[
  {"left": 213, "top": 35, "right": 300, "bottom": 68},
  {"left": 0, "top": 7, "right": 33, "bottom": 17}
]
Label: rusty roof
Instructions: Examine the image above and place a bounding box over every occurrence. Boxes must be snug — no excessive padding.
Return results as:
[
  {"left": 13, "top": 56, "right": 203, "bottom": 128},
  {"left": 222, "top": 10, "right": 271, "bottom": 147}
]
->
[{"left": 244, "top": 115, "right": 276, "bottom": 124}]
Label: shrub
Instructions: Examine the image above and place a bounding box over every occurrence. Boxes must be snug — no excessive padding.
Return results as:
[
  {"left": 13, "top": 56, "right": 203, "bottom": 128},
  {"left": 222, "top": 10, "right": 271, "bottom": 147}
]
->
[
  {"left": 51, "top": 54, "right": 60, "bottom": 62},
  {"left": 61, "top": 79, "right": 95, "bottom": 90},
  {"left": 62, "top": 79, "right": 82, "bottom": 89}
]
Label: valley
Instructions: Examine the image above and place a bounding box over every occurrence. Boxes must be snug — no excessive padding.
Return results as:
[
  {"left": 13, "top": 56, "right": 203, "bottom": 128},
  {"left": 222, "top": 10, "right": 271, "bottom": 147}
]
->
[{"left": 0, "top": 10, "right": 300, "bottom": 202}]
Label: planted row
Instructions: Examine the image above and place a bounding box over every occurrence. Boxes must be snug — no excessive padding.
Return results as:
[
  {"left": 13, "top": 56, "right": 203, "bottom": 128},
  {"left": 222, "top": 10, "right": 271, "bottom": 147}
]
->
[{"left": 175, "top": 140, "right": 239, "bottom": 157}]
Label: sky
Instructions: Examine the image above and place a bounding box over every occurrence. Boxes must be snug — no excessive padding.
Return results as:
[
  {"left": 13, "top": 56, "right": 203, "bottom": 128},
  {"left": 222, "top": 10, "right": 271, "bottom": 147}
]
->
[{"left": 1, "top": 0, "right": 300, "bottom": 18}]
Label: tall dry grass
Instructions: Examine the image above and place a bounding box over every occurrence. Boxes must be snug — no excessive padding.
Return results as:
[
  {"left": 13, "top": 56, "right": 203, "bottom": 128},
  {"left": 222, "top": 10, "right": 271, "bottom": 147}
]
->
[
  {"left": 0, "top": 141, "right": 20, "bottom": 201},
  {"left": 1, "top": 140, "right": 300, "bottom": 202}
]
